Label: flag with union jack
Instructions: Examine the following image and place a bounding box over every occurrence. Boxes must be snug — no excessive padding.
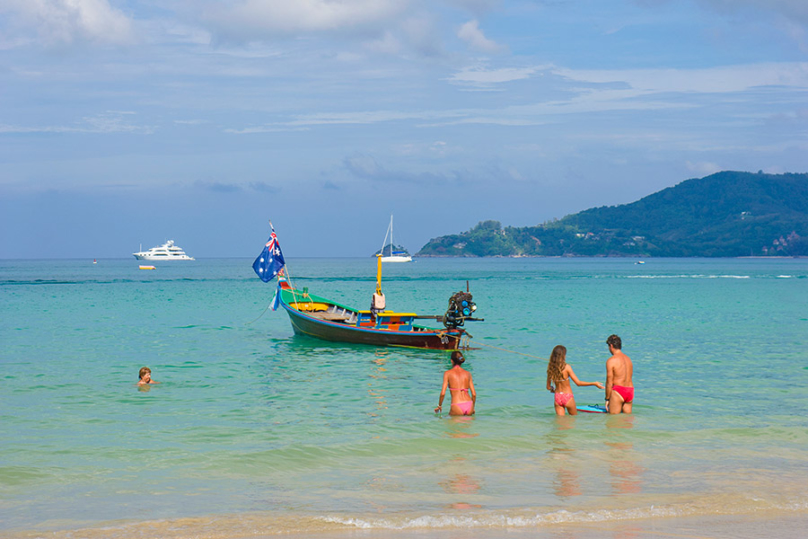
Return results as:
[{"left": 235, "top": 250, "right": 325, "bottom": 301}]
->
[{"left": 252, "top": 226, "right": 286, "bottom": 283}]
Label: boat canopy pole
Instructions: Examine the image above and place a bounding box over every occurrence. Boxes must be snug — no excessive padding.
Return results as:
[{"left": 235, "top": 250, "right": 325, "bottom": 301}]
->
[{"left": 375, "top": 254, "right": 383, "bottom": 295}]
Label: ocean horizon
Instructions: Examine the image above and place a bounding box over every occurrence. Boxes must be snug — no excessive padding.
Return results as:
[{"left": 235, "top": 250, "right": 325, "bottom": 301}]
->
[{"left": 2, "top": 257, "right": 807, "bottom": 538}]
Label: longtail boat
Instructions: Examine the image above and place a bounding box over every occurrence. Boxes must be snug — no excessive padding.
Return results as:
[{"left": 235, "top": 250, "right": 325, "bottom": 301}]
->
[
  {"left": 277, "top": 281, "right": 475, "bottom": 350},
  {"left": 253, "top": 226, "right": 482, "bottom": 350}
]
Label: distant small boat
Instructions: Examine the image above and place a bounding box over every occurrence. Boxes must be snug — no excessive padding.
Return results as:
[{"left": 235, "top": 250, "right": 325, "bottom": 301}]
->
[
  {"left": 635, "top": 261, "right": 645, "bottom": 264},
  {"left": 133, "top": 240, "right": 194, "bottom": 261},
  {"left": 378, "top": 215, "right": 412, "bottom": 263},
  {"left": 139, "top": 265, "right": 156, "bottom": 270},
  {"left": 93, "top": 259, "right": 97, "bottom": 264}
]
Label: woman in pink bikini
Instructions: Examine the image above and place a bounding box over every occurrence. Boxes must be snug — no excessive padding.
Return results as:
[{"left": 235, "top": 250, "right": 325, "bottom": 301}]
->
[
  {"left": 546, "top": 345, "right": 603, "bottom": 415},
  {"left": 435, "top": 351, "right": 476, "bottom": 416}
]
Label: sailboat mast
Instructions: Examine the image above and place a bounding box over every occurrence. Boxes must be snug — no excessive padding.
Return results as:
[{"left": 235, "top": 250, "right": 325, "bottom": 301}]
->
[
  {"left": 381, "top": 217, "right": 390, "bottom": 256},
  {"left": 390, "top": 215, "right": 393, "bottom": 256}
]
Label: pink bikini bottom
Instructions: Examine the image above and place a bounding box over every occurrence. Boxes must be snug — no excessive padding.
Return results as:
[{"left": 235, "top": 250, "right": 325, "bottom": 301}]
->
[
  {"left": 554, "top": 392, "right": 573, "bottom": 407},
  {"left": 452, "top": 401, "right": 474, "bottom": 415}
]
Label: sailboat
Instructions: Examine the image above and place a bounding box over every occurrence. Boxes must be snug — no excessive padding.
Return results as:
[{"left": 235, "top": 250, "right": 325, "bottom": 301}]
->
[{"left": 379, "top": 215, "right": 412, "bottom": 262}]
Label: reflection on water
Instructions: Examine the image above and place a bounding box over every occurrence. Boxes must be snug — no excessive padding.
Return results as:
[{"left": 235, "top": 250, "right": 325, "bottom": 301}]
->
[
  {"left": 605, "top": 414, "right": 643, "bottom": 495},
  {"left": 445, "top": 415, "right": 480, "bottom": 438},
  {"left": 367, "top": 349, "right": 389, "bottom": 417},
  {"left": 548, "top": 416, "right": 582, "bottom": 498},
  {"left": 438, "top": 417, "right": 482, "bottom": 510},
  {"left": 545, "top": 414, "right": 644, "bottom": 502},
  {"left": 439, "top": 457, "right": 483, "bottom": 510}
]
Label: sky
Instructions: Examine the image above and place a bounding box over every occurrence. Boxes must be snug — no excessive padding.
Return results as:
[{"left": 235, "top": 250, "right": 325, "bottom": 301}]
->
[{"left": 1, "top": 0, "right": 807, "bottom": 259}]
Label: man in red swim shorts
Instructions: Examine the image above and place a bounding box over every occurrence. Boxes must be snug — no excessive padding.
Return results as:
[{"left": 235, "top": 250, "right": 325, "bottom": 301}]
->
[{"left": 605, "top": 334, "right": 634, "bottom": 414}]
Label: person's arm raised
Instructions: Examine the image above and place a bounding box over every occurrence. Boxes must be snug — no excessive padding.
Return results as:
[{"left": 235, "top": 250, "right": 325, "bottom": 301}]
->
[{"left": 568, "top": 366, "right": 604, "bottom": 389}]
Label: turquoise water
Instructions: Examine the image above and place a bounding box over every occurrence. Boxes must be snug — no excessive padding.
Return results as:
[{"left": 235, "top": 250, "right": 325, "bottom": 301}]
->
[{"left": 1, "top": 257, "right": 807, "bottom": 536}]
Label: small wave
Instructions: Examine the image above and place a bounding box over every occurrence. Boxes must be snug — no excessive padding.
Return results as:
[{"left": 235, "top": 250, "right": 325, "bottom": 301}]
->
[
  {"left": 322, "top": 497, "right": 808, "bottom": 530},
  {"left": 628, "top": 274, "right": 751, "bottom": 279},
  {"left": 6, "top": 497, "right": 807, "bottom": 539},
  {"left": 323, "top": 507, "right": 677, "bottom": 530}
]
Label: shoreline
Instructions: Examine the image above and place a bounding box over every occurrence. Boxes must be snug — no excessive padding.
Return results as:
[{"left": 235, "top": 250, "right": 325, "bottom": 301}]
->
[{"left": 6, "top": 503, "right": 807, "bottom": 539}]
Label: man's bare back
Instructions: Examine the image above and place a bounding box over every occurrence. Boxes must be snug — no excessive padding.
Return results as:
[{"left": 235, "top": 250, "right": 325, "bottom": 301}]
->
[{"left": 604, "top": 335, "right": 633, "bottom": 414}]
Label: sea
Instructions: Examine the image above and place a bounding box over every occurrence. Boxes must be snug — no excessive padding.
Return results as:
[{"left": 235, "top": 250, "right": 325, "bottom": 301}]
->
[{"left": 1, "top": 257, "right": 807, "bottom": 538}]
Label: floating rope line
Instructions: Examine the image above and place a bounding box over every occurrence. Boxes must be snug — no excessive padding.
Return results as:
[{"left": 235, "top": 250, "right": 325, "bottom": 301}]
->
[
  {"left": 247, "top": 266, "right": 298, "bottom": 326},
  {"left": 245, "top": 301, "right": 272, "bottom": 326}
]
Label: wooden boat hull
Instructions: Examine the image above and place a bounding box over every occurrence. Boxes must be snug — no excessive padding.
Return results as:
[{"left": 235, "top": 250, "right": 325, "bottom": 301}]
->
[{"left": 279, "top": 285, "right": 466, "bottom": 350}]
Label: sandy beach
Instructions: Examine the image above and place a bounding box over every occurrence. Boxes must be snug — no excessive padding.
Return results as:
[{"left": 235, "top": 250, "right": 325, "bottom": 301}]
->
[{"left": 6, "top": 511, "right": 808, "bottom": 539}]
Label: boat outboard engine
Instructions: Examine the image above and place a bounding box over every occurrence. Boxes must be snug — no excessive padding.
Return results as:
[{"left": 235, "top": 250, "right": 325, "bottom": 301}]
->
[{"left": 443, "top": 291, "right": 477, "bottom": 329}]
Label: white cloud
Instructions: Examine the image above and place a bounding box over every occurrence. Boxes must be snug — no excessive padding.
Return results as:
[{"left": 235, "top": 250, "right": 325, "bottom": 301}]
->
[
  {"left": 686, "top": 161, "right": 722, "bottom": 175},
  {"left": 1, "top": 0, "right": 134, "bottom": 46},
  {"left": 344, "top": 154, "right": 382, "bottom": 178},
  {"left": 286, "top": 109, "right": 461, "bottom": 126},
  {"left": 553, "top": 62, "right": 808, "bottom": 94},
  {"left": 457, "top": 19, "right": 504, "bottom": 53},
  {"left": 400, "top": 14, "right": 443, "bottom": 56},
  {"left": 447, "top": 65, "right": 544, "bottom": 85},
  {"left": 0, "top": 112, "right": 153, "bottom": 134},
  {"left": 224, "top": 126, "right": 309, "bottom": 134},
  {"left": 363, "top": 31, "right": 401, "bottom": 54},
  {"left": 174, "top": 119, "right": 208, "bottom": 125},
  {"left": 203, "top": 0, "right": 408, "bottom": 36}
]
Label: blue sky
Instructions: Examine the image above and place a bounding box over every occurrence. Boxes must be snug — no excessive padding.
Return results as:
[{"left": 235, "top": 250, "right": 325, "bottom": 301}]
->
[{"left": 1, "top": 0, "right": 807, "bottom": 258}]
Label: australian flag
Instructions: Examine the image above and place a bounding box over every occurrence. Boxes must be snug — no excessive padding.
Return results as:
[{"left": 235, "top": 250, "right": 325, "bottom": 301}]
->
[{"left": 253, "top": 227, "right": 285, "bottom": 283}]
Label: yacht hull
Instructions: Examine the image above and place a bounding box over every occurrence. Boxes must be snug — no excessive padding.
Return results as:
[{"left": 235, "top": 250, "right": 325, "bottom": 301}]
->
[
  {"left": 133, "top": 254, "right": 194, "bottom": 261},
  {"left": 132, "top": 240, "right": 195, "bottom": 261}
]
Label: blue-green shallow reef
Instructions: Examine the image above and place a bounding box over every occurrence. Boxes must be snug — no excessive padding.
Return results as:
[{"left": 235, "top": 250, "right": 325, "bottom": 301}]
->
[{"left": 1, "top": 257, "right": 807, "bottom": 536}]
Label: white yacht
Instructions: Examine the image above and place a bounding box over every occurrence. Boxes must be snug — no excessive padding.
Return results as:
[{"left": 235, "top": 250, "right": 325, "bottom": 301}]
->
[
  {"left": 133, "top": 240, "right": 195, "bottom": 261},
  {"left": 379, "top": 215, "right": 412, "bottom": 263}
]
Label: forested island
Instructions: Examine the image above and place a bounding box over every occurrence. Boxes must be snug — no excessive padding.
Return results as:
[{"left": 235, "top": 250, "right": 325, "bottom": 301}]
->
[{"left": 417, "top": 171, "right": 808, "bottom": 257}]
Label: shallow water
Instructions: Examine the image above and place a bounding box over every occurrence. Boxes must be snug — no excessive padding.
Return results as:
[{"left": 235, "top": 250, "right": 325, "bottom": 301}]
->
[{"left": 1, "top": 257, "right": 807, "bottom": 535}]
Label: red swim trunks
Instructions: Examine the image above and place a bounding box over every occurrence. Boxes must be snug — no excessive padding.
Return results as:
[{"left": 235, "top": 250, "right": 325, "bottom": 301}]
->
[
  {"left": 554, "top": 392, "right": 573, "bottom": 407},
  {"left": 612, "top": 385, "right": 634, "bottom": 403}
]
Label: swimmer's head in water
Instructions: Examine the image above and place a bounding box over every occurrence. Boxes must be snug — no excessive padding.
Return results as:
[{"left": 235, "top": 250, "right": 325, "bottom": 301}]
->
[
  {"left": 451, "top": 351, "right": 465, "bottom": 365},
  {"left": 607, "top": 334, "right": 622, "bottom": 350},
  {"left": 139, "top": 367, "right": 151, "bottom": 380}
]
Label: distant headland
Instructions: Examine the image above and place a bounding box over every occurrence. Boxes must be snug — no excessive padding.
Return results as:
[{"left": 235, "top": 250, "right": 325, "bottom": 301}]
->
[{"left": 416, "top": 171, "right": 808, "bottom": 257}]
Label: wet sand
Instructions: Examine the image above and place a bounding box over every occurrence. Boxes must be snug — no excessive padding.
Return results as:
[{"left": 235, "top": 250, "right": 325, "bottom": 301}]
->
[
  {"left": 6, "top": 512, "right": 807, "bottom": 539},
  {"left": 282, "top": 514, "right": 808, "bottom": 539}
]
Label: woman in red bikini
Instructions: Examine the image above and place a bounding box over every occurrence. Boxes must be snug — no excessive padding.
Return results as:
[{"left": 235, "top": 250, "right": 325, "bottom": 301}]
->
[
  {"left": 435, "top": 351, "right": 476, "bottom": 416},
  {"left": 546, "top": 345, "right": 604, "bottom": 415}
]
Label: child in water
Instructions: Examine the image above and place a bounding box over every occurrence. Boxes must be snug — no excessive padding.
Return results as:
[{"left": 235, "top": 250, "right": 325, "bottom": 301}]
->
[
  {"left": 546, "top": 345, "right": 603, "bottom": 415},
  {"left": 138, "top": 367, "right": 158, "bottom": 385}
]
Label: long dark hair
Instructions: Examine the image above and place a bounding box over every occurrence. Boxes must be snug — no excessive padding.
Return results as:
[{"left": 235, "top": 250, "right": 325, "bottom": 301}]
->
[
  {"left": 547, "top": 345, "right": 567, "bottom": 381},
  {"left": 451, "top": 351, "right": 465, "bottom": 366}
]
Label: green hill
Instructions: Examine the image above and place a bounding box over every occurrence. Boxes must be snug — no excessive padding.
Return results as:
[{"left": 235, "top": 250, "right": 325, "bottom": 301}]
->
[{"left": 416, "top": 171, "right": 808, "bottom": 257}]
